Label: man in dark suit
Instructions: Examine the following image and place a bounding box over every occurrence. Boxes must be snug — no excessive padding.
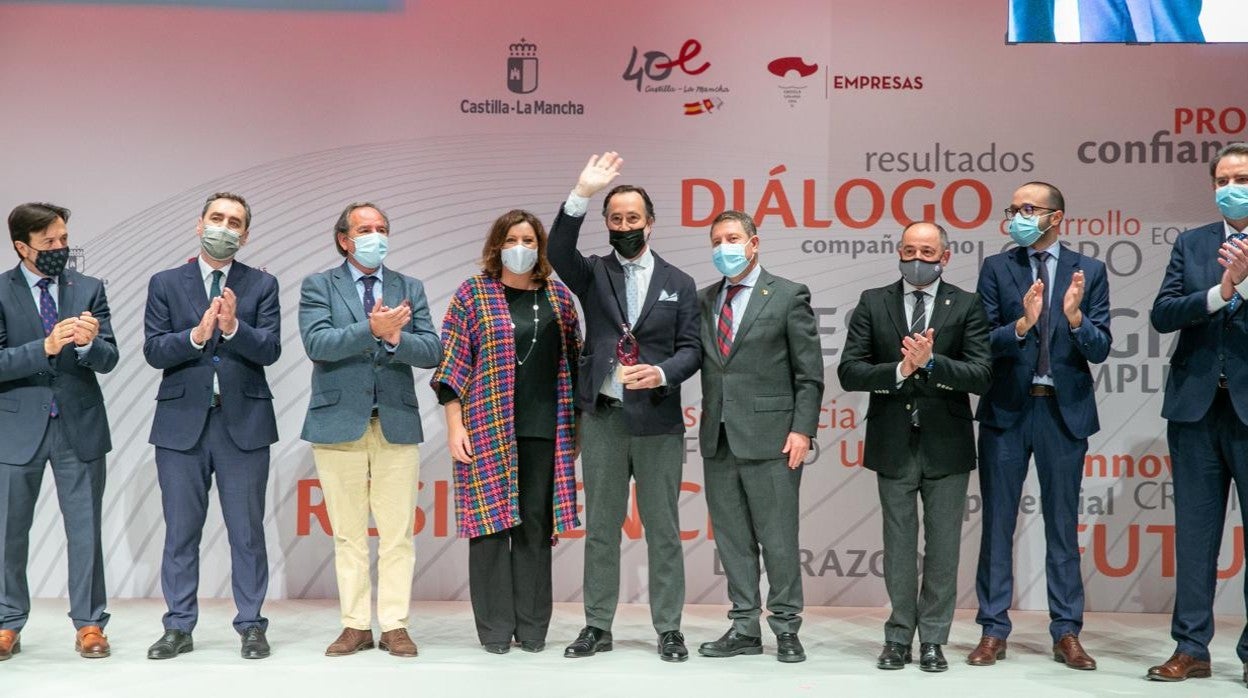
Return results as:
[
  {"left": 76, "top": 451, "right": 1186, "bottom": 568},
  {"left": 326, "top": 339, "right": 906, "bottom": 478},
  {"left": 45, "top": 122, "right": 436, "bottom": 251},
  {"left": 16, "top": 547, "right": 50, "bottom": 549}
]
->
[
  {"left": 694, "top": 210, "right": 823, "bottom": 663},
  {"left": 0, "top": 202, "right": 118, "bottom": 661},
  {"left": 1147, "top": 142, "right": 1248, "bottom": 686},
  {"left": 548, "top": 152, "right": 701, "bottom": 662},
  {"left": 142, "top": 192, "right": 280, "bottom": 660},
  {"left": 970, "top": 182, "right": 1111, "bottom": 670},
  {"left": 838, "top": 221, "right": 991, "bottom": 673}
]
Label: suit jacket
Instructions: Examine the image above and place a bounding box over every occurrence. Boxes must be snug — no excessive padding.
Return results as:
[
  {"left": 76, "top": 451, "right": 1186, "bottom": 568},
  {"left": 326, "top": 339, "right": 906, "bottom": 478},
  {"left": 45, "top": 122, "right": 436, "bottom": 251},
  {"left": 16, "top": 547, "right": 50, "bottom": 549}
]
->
[
  {"left": 299, "top": 261, "right": 441, "bottom": 445},
  {"left": 837, "top": 279, "right": 992, "bottom": 478},
  {"left": 0, "top": 265, "right": 118, "bottom": 465},
  {"left": 143, "top": 260, "right": 280, "bottom": 451},
  {"left": 975, "top": 244, "right": 1111, "bottom": 439},
  {"left": 547, "top": 207, "right": 701, "bottom": 436},
  {"left": 1151, "top": 221, "right": 1248, "bottom": 423},
  {"left": 698, "top": 268, "right": 824, "bottom": 459}
]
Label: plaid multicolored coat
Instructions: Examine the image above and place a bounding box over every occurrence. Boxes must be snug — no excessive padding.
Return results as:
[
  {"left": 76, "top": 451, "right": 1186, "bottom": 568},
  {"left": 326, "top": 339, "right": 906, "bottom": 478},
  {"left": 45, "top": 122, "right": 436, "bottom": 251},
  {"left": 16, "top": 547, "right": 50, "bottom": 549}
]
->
[{"left": 431, "top": 274, "right": 581, "bottom": 539}]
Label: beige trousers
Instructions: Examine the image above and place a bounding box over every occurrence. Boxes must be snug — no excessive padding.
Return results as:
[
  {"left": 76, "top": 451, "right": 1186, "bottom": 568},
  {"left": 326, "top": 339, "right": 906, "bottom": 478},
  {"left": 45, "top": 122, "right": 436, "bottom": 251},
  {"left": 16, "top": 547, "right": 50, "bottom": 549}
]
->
[{"left": 312, "top": 418, "right": 419, "bottom": 632}]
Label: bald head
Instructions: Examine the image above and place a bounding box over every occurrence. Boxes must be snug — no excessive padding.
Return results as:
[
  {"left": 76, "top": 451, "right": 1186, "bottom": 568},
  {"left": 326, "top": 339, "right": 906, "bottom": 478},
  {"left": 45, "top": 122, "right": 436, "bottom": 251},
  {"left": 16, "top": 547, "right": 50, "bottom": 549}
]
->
[{"left": 899, "top": 221, "right": 948, "bottom": 258}]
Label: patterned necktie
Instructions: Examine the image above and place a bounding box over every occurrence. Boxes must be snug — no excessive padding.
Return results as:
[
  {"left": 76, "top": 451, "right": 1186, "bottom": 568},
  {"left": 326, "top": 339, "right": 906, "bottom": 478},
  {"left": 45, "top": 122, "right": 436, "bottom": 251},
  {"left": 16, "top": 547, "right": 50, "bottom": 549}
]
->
[
  {"left": 1034, "top": 251, "right": 1052, "bottom": 377},
  {"left": 209, "top": 269, "right": 223, "bottom": 299},
  {"left": 36, "top": 277, "right": 59, "bottom": 418},
  {"left": 624, "top": 263, "right": 641, "bottom": 325},
  {"left": 908, "top": 290, "right": 925, "bottom": 428},
  {"left": 1229, "top": 233, "right": 1247, "bottom": 312},
  {"left": 361, "top": 275, "right": 378, "bottom": 316},
  {"left": 717, "top": 284, "right": 746, "bottom": 357}
]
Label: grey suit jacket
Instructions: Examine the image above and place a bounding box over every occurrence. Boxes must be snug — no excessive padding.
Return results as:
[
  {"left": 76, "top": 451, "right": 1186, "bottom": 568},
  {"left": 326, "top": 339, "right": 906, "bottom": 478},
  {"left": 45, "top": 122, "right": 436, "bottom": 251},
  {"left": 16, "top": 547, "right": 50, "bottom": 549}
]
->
[
  {"left": 0, "top": 265, "right": 118, "bottom": 464},
  {"left": 299, "top": 261, "right": 441, "bottom": 445},
  {"left": 698, "top": 268, "right": 824, "bottom": 460}
]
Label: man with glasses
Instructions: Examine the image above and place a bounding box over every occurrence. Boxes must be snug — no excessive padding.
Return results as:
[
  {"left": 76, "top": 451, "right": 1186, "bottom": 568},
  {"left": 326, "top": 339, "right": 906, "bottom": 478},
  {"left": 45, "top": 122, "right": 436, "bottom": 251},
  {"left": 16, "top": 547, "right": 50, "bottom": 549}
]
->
[
  {"left": 1148, "top": 142, "right": 1248, "bottom": 686},
  {"left": 969, "top": 182, "right": 1111, "bottom": 670},
  {"left": 547, "top": 152, "right": 701, "bottom": 662}
]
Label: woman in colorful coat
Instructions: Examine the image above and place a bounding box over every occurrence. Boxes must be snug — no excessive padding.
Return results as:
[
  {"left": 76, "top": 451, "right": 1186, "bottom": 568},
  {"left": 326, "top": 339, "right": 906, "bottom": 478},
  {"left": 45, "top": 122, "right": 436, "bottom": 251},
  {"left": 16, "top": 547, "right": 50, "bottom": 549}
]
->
[{"left": 432, "top": 209, "right": 581, "bottom": 654}]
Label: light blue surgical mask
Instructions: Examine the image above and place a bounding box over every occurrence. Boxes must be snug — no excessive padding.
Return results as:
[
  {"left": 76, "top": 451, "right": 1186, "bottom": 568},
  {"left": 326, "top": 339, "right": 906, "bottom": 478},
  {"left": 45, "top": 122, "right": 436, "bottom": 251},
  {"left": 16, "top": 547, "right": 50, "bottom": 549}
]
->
[
  {"left": 1007, "top": 212, "right": 1053, "bottom": 248},
  {"left": 1216, "top": 184, "right": 1248, "bottom": 221},
  {"left": 501, "top": 243, "right": 538, "bottom": 275},
  {"left": 712, "top": 242, "right": 751, "bottom": 277},
  {"left": 351, "top": 232, "right": 388, "bottom": 269}
]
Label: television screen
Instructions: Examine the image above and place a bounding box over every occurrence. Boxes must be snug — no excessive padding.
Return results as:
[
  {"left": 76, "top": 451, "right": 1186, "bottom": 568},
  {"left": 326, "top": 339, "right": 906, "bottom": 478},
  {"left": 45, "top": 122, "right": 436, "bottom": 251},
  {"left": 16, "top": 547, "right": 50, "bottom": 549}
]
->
[{"left": 1007, "top": 0, "right": 1246, "bottom": 42}]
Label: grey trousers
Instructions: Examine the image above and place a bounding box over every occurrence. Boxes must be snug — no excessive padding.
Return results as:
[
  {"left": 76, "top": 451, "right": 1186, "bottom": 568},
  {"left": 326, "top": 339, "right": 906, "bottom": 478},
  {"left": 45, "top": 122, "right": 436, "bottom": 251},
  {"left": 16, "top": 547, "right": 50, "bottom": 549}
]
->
[
  {"left": 704, "top": 425, "right": 803, "bottom": 636},
  {"left": 580, "top": 403, "right": 685, "bottom": 634},
  {"left": 876, "top": 436, "right": 970, "bottom": 646}
]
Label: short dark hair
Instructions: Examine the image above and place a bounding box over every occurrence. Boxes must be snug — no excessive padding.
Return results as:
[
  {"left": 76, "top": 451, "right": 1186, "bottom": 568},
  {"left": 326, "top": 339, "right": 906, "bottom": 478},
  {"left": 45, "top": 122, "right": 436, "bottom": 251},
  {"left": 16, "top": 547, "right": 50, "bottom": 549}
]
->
[
  {"left": 333, "top": 202, "right": 390, "bottom": 257},
  {"left": 9, "top": 202, "right": 70, "bottom": 248},
  {"left": 480, "top": 209, "right": 553, "bottom": 283},
  {"left": 601, "top": 184, "right": 655, "bottom": 221},
  {"left": 1211, "top": 142, "right": 1248, "bottom": 180},
  {"left": 1020, "top": 181, "right": 1065, "bottom": 212},
  {"left": 710, "top": 209, "right": 757, "bottom": 238},
  {"left": 201, "top": 192, "right": 252, "bottom": 230},
  {"left": 901, "top": 220, "right": 950, "bottom": 251}
]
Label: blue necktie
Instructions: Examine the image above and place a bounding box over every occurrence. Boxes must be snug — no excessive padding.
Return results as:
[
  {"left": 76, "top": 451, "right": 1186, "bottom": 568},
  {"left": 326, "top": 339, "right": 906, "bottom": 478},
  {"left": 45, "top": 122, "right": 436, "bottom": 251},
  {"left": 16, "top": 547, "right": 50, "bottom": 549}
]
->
[
  {"left": 624, "top": 263, "right": 641, "bottom": 325},
  {"left": 361, "top": 275, "right": 378, "bottom": 316},
  {"left": 1229, "top": 233, "right": 1247, "bottom": 313},
  {"left": 1034, "top": 251, "right": 1052, "bottom": 377},
  {"left": 36, "top": 278, "right": 59, "bottom": 418}
]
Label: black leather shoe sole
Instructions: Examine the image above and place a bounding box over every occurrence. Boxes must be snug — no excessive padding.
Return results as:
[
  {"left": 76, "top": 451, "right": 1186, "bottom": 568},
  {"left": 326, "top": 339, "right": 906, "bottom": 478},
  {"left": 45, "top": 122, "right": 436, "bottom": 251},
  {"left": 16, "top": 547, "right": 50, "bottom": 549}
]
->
[
  {"left": 919, "top": 661, "right": 948, "bottom": 673},
  {"left": 147, "top": 640, "right": 193, "bottom": 660},
  {"left": 242, "top": 645, "right": 270, "bottom": 659},
  {"left": 660, "top": 651, "right": 689, "bottom": 663},
  {"left": 483, "top": 643, "right": 511, "bottom": 654},
  {"left": 564, "top": 641, "right": 612, "bottom": 658},
  {"left": 698, "top": 644, "right": 763, "bottom": 657},
  {"left": 877, "top": 656, "right": 911, "bottom": 670},
  {"left": 777, "top": 651, "right": 806, "bottom": 663},
  {"left": 520, "top": 640, "right": 545, "bottom": 653}
]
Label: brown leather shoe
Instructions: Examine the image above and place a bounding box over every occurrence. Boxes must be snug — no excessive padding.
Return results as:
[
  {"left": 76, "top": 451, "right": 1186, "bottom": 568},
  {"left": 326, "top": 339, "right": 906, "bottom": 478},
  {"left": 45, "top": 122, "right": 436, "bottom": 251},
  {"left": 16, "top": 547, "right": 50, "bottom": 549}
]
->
[
  {"left": 967, "top": 635, "right": 1006, "bottom": 666},
  {"left": 379, "top": 628, "right": 418, "bottom": 657},
  {"left": 0, "top": 630, "right": 19, "bottom": 661},
  {"left": 325, "top": 627, "right": 374, "bottom": 657},
  {"left": 1147, "top": 652, "right": 1211, "bottom": 681},
  {"left": 75, "top": 625, "right": 110, "bottom": 658},
  {"left": 1052, "top": 633, "right": 1095, "bottom": 670}
]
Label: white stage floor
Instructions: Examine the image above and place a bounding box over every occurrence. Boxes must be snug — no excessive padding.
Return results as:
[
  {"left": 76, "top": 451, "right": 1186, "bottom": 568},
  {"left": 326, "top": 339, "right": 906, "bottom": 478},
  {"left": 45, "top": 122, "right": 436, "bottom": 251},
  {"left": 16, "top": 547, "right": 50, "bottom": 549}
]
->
[{"left": 4, "top": 600, "right": 1247, "bottom": 696}]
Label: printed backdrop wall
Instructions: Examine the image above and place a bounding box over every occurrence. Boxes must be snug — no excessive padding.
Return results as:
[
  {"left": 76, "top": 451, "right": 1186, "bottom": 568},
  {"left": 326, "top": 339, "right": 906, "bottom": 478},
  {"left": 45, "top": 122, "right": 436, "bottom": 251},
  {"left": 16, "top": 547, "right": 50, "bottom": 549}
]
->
[{"left": 2, "top": 0, "right": 1247, "bottom": 614}]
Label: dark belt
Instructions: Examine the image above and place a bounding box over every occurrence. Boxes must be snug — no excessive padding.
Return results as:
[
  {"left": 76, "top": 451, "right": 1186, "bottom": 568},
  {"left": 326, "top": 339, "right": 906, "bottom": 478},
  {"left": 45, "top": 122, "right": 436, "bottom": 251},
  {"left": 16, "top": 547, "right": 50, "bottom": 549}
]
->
[
  {"left": 1029, "top": 384, "right": 1056, "bottom": 397},
  {"left": 596, "top": 394, "right": 623, "bottom": 409},
  {"left": 210, "top": 393, "right": 222, "bottom": 408},
  {"left": 1219, "top": 376, "right": 1230, "bottom": 390},
  {"left": 370, "top": 407, "right": 380, "bottom": 418}
]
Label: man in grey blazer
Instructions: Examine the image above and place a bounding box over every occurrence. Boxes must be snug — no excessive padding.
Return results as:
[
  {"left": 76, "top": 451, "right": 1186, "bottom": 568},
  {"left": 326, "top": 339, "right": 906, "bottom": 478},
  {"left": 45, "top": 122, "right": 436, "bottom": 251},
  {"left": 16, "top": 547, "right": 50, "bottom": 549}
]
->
[
  {"left": 695, "top": 210, "right": 823, "bottom": 663},
  {"left": 299, "top": 202, "right": 440, "bottom": 658},
  {"left": 0, "top": 202, "right": 118, "bottom": 661}
]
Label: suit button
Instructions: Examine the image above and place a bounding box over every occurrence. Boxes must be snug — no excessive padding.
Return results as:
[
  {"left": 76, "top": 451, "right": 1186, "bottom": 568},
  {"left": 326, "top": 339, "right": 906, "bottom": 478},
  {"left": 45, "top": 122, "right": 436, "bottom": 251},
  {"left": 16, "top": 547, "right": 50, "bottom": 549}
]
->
[
  {"left": 905, "top": 403, "right": 912, "bottom": 410},
  {"left": 212, "top": 356, "right": 221, "bottom": 364}
]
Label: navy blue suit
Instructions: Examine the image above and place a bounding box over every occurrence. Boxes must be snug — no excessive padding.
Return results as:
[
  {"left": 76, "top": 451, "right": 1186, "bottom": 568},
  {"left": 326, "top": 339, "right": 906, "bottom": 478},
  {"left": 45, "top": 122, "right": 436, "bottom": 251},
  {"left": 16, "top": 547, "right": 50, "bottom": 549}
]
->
[
  {"left": 1151, "top": 221, "right": 1248, "bottom": 662},
  {"left": 0, "top": 265, "right": 117, "bottom": 633},
  {"left": 974, "top": 244, "right": 1111, "bottom": 642},
  {"left": 143, "top": 259, "right": 280, "bottom": 634}
]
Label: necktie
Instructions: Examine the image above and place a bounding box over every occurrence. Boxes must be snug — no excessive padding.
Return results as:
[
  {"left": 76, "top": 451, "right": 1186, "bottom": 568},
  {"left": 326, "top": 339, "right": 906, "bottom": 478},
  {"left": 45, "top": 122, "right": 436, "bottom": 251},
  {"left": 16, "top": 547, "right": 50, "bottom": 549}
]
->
[
  {"left": 361, "top": 275, "right": 378, "bottom": 316},
  {"left": 623, "top": 263, "right": 641, "bottom": 326},
  {"left": 1229, "top": 233, "right": 1247, "bottom": 313},
  {"left": 908, "top": 290, "right": 925, "bottom": 428},
  {"left": 717, "top": 284, "right": 746, "bottom": 357},
  {"left": 1034, "top": 251, "right": 1051, "bottom": 377},
  {"left": 209, "top": 269, "right": 223, "bottom": 300},
  {"left": 36, "top": 278, "right": 59, "bottom": 418}
]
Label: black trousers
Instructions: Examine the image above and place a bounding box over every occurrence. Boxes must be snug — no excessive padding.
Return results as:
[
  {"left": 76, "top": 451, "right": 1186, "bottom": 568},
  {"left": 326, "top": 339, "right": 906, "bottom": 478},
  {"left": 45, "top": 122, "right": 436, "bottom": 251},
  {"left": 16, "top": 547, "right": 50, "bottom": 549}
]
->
[{"left": 468, "top": 437, "right": 555, "bottom": 644}]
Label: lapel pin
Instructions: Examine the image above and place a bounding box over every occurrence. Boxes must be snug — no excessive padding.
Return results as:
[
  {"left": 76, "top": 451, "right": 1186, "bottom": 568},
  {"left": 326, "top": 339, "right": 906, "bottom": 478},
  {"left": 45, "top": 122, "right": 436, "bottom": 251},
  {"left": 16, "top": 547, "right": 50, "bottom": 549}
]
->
[
  {"left": 761, "top": 289, "right": 769, "bottom": 295},
  {"left": 944, "top": 299, "right": 950, "bottom": 305}
]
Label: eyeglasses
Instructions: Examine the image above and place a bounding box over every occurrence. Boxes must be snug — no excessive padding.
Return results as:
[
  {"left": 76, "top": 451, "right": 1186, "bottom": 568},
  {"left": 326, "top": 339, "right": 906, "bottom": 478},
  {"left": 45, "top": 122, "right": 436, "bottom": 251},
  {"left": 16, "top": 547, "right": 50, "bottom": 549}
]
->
[
  {"left": 1004, "top": 204, "right": 1055, "bottom": 218},
  {"left": 607, "top": 213, "right": 646, "bottom": 228}
]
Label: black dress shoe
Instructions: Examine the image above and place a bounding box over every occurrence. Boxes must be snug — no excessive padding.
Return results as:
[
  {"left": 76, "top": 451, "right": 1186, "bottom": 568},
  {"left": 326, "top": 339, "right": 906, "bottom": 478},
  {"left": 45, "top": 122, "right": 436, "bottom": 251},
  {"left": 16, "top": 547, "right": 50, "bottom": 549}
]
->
[
  {"left": 240, "top": 627, "right": 270, "bottom": 659},
  {"left": 776, "top": 632, "right": 806, "bottom": 663},
  {"left": 919, "top": 643, "right": 948, "bottom": 672},
  {"left": 698, "top": 629, "right": 762, "bottom": 657},
  {"left": 564, "top": 626, "right": 613, "bottom": 658},
  {"left": 147, "top": 629, "right": 193, "bottom": 660},
  {"left": 519, "top": 640, "right": 545, "bottom": 653},
  {"left": 483, "top": 642, "right": 510, "bottom": 654},
  {"left": 658, "top": 630, "right": 689, "bottom": 662},
  {"left": 877, "top": 641, "right": 911, "bottom": 670}
]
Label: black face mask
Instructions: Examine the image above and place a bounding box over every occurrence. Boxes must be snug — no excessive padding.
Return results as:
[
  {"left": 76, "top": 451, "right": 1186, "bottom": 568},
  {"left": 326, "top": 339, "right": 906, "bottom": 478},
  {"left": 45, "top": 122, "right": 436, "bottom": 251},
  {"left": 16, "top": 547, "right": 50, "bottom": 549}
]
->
[
  {"left": 33, "top": 247, "right": 70, "bottom": 278},
  {"left": 608, "top": 227, "right": 647, "bottom": 259}
]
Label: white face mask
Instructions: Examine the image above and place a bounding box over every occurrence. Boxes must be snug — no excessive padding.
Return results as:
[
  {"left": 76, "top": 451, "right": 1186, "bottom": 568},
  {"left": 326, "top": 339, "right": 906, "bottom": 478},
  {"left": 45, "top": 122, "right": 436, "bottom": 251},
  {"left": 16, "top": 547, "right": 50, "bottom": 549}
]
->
[{"left": 501, "top": 244, "right": 538, "bottom": 275}]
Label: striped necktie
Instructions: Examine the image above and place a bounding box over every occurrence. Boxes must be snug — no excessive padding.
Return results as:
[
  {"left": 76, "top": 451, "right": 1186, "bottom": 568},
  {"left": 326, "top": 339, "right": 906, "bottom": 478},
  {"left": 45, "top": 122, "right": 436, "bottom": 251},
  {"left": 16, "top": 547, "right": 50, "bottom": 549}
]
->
[{"left": 717, "top": 284, "right": 746, "bottom": 357}]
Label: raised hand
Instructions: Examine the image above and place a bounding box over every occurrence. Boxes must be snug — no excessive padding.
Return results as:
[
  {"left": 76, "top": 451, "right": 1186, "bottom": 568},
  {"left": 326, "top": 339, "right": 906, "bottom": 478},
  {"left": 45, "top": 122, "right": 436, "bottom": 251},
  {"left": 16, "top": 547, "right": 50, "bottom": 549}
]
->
[
  {"left": 217, "top": 287, "right": 239, "bottom": 335},
  {"left": 573, "top": 152, "right": 623, "bottom": 198},
  {"left": 1016, "top": 279, "right": 1044, "bottom": 335},
  {"left": 1219, "top": 236, "right": 1248, "bottom": 300},
  {"left": 191, "top": 297, "right": 221, "bottom": 345},
  {"left": 1063, "top": 270, "right": 1085, "bottom": 327}
]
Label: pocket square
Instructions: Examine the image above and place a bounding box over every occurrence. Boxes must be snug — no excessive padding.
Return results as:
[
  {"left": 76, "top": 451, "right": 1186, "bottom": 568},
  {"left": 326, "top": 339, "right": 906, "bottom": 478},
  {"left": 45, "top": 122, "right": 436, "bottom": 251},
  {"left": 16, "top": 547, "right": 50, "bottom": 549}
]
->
[{"left": 658, "top": 290, "right": 679, "bottom": 302}]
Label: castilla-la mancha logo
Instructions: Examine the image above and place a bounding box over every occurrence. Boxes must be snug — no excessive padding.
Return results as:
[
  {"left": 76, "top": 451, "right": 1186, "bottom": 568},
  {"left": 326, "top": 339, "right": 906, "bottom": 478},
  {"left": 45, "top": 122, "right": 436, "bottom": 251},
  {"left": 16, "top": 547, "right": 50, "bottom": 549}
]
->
[{"left": 507, "top": 38, "right": 538, "bottom": 94}]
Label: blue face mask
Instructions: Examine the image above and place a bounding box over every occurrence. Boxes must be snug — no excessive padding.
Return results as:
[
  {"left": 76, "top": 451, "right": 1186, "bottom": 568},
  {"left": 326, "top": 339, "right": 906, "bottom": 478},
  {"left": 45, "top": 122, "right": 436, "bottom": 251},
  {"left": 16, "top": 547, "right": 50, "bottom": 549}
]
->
[
  {"left": 1007, "top": 212, "right": 1053, "bottom": 247},
  {"left": 1216, "top": 184, "right": 1248, "bottom": 221},
  {"left": 712, "top": 242, "right": 751, "bottom": 277},
  {"left": 351, "top": 232, "right": 388, "bottom": 269}
]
